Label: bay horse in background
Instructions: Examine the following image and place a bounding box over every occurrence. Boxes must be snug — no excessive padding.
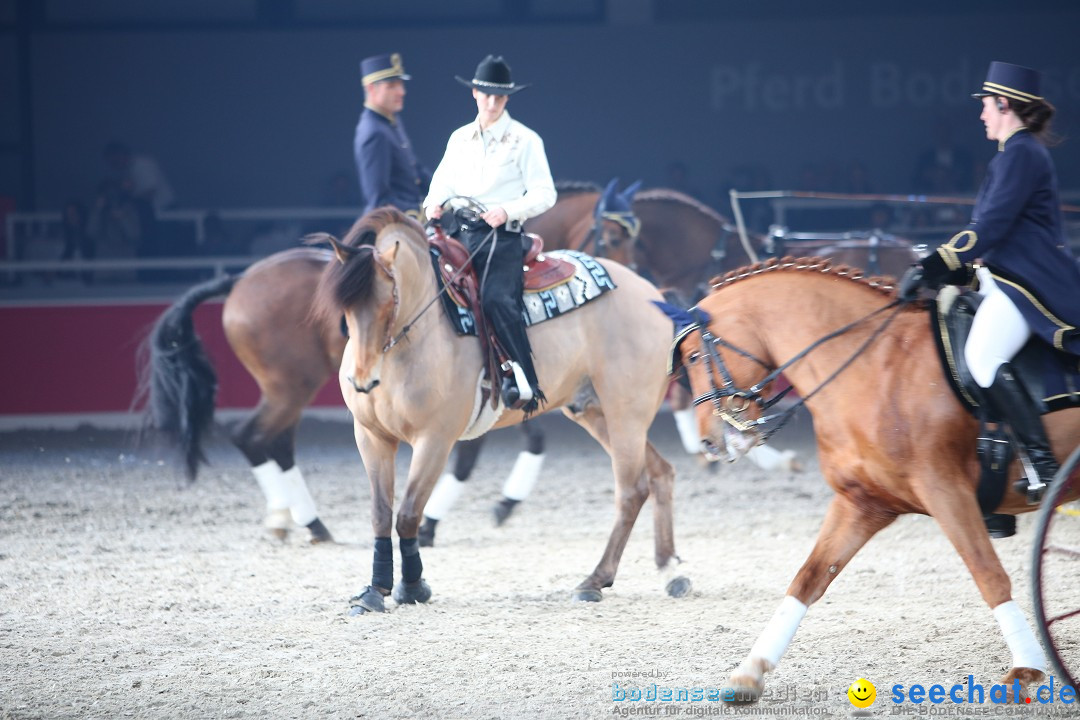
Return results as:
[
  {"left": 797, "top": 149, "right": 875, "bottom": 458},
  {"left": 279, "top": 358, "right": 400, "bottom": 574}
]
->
[
  {"left": 140, "top": 183, "right": 641, "bottom": 545},
  {"left": 666, "top": 256, "right": 1080, "bottom": 703},
  {"left": 311, "top": 208, "right": 688, "bottom": 612}
]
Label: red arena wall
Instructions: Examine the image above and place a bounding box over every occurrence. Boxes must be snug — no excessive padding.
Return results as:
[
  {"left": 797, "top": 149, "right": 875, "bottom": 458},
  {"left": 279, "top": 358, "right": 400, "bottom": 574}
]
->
[{"left": 0, "top": 301, "right": 341, "bottom": 416}]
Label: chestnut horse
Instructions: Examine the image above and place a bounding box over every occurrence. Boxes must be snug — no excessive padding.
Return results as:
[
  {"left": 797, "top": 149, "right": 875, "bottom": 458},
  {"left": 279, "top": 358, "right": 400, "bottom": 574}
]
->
[
  {"left": 312, "top": 208, "right": 687, "bottom": 612},
  {"left": 140, "top": 185, "right": 639, "bottom": 542},
  {"left": 668, "top": 257, "right": 1080, "bottom": 702}
]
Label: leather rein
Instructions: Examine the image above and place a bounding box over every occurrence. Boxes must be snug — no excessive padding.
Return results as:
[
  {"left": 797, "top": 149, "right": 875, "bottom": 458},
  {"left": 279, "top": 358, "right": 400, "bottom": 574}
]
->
[{"left": 690, "top": 298, "right": 905, "bottom": 442}]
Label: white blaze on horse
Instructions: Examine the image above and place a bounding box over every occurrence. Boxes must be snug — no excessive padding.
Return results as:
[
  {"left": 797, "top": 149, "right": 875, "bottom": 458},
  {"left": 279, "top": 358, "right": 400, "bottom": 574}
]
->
[{"left": 311, "top": 207, "right": 690, "bottom": 612}]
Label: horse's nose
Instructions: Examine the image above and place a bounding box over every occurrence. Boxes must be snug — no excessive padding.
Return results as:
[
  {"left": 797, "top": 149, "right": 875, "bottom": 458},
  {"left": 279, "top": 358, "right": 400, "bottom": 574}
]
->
[
  {"left": 349, "top": 376, "right": 380, "bottom": 394},
  {"left": 701, "top": 438, "right": 724, "bottom": 462}
]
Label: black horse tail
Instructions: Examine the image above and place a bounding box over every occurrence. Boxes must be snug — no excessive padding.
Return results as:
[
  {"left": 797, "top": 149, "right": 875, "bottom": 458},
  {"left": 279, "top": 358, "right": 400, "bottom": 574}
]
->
[{"left": 136, "top": 274, "right": 238, "bottom": 480}]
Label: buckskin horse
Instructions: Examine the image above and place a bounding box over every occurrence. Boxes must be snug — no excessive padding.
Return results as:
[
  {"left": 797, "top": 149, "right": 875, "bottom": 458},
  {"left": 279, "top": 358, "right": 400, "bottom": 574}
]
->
[
  {"left": 664, "top": 256, "right": 1080, "bottom": 702},
  {"left": 311, "top": 207, "right": 687, "bottom": 612},
  {"left": 139, "top": 182, "right": 640, "bottom": 543}
]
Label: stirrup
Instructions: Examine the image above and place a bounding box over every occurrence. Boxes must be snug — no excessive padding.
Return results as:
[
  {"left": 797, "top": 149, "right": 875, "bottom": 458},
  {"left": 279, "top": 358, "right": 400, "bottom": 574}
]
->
[{"left": 500, "top": 361, "right": 533, "bottom": 409}]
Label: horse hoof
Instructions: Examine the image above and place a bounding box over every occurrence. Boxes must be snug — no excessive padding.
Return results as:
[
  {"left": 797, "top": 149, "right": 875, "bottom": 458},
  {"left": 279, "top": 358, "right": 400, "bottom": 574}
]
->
[
  {"left": 307, "top": 519, "right": 335, "bottom": 544},
  {"left": 492, "top": 498, "right": 518, "bottom": 527},
  {"left": 665, "top": 575, "right": 692, "bottom": 598},
  {"left": 267, "top": 527, "right": 289, "bottom": 542},
  {"left": 392, "top": 579, "right": 432, "bottom": 605},
  {"left": 347, "top": 586, "right": 388, "bottom": 615},
  {"left": 572, "top": 587, "right": 604, "bottom": 602}
]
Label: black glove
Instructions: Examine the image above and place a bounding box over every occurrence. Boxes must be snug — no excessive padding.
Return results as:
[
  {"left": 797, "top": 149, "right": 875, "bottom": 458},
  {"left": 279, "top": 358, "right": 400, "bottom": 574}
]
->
[{"left": 897, "top": 265, "right": 925, "bottom": 302}]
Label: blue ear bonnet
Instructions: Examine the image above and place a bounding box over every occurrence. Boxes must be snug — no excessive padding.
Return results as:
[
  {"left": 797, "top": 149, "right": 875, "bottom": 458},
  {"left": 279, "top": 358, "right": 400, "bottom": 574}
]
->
[{"left": 651, "top": 301, "right": 712, "bottom": 374}]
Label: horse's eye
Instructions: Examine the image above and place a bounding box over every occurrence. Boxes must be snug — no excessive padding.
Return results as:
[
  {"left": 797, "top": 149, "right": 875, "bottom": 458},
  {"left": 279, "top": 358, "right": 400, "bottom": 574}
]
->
[{"left": 687, "top": 351, "right": 700, "bottom": 364}]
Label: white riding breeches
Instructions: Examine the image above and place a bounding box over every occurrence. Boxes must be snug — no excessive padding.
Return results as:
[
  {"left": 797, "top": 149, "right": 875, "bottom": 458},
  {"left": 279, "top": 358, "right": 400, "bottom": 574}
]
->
[{"left": 964, "top": 267, "right": 1032, "bottom": 389}]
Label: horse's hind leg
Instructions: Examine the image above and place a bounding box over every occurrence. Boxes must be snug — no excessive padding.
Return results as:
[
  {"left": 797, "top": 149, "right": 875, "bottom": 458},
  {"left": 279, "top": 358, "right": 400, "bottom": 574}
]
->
[
  {"left": 643, "top": 441, "right": 691, "bottom": 597},
  {"left": 727, "top": 494, "right": 895, "bottom": 703},
  {"left": 232, "top": 401, "right": 332, "bottom": 543},
  {"left": 494, "top": 420, "right": 545, "bottom": 526},
  {"left": 917, "top": 482, "right": 1046, "bottom": 701},
  {"left": 562, "top": 402, "right": 681, "bottom": 601},
  {"left": 419, "top": 435, "right": 486, "bottom": 547}
]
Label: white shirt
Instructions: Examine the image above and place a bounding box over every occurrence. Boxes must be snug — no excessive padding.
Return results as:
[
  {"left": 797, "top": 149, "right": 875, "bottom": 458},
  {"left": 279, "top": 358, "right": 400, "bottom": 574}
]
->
[
  {"left": 129, "top": 154, "right": 176, "bottom": 212},
  {"left": 424, "top": 110, "right": 556, "bottom": 225}
]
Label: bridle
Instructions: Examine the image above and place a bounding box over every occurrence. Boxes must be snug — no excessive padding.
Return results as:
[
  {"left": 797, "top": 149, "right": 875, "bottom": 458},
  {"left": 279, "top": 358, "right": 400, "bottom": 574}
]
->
[
  {"left": 686, "top": 298, "right": 905, "bottom": 443},
  {"left": 579, "top": 209, "right": 641, "bottom": 259},
  {"left": 369, "top": 197, "right": 497, "bottom": 354}
]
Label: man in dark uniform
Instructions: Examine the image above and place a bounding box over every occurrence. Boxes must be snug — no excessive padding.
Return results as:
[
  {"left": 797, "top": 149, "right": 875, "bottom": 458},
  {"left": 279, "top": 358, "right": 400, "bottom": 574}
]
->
[
  {"left": 900, "top": 61, "right": 1080, "bottom": 528},
  {"left": 354, "top": 53, "right": 429, "bottom": 216}
]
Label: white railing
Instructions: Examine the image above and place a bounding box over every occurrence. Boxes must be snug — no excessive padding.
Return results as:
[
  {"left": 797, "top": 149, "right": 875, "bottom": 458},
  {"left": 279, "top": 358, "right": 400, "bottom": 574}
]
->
[{"left": 4, "top": 206, "right": 361, "bottom": 264}]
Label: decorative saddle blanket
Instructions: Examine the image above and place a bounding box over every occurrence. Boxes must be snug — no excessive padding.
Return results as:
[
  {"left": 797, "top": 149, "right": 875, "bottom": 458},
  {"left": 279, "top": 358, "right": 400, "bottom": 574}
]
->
[
  {"left": 430, "top": 239, "right": 617, "bottom": 337},
  {"left": 932, "top": 286, "right": 1080, "bottom": 416}
]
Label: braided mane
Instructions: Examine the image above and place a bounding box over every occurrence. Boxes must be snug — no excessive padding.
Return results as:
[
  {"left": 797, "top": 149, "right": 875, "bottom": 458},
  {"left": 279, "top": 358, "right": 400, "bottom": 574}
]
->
[
  {"left": 555, "top": 180, "right": 601, "bottom": 196},
  {"left": 634, "top": 188, "right": 732, "bottom": 229},
  {"left": 710, "top": 256, "right": 900, "bottom": 298}
]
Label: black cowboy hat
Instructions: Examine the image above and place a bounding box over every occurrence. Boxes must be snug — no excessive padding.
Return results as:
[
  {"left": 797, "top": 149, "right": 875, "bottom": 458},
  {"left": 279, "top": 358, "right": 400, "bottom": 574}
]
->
[
  {"left": 972, "top": 61, "right": 1043, "bottom": 103},
  {"left": 455, "top": 55, "right": 528, "bottom": 95}
]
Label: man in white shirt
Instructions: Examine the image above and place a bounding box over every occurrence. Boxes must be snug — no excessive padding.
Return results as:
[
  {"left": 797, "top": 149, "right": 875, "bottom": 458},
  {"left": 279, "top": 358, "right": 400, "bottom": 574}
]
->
[
  {"left": 104, "top": 142, "right": 176, "bottom": 213},
  {"left": 424, "top": 55, "right": 556, "bottom": 413}
]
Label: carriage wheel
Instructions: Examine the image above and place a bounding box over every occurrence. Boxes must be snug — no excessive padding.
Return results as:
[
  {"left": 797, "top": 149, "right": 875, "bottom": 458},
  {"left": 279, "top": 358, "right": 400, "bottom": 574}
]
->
[{"left": 1031, "top": 444, "right": 1080, "bottom": 689}]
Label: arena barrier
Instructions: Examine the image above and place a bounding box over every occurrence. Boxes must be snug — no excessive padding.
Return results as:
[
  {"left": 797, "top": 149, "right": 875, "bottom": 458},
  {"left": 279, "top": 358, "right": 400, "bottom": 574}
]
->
[{"left": 0, "top": 299, "right": 343, "bottom": 428}]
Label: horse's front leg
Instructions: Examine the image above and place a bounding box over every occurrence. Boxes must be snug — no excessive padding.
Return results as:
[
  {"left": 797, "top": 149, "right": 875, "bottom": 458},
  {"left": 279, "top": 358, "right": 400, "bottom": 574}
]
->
[
  {"left": 917, "top": 481, "right": 1046, "bottom": 702},
  {"left": 392, "top": 437, "right": 458, "bottom": 606},
  {"left": 349, "top": 425, "right": 399, "bottom": 615},
  {"left": 728, "top": 494, "right": 895, "bottom": 703}
]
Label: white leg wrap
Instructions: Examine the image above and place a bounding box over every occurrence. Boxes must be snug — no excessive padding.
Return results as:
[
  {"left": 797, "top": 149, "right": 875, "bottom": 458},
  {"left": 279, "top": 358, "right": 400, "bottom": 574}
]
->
[
  {"left": 747, "top": 445, "right": 798, "bottom": 472},
  {"left": 742, "top": 596, "right": 808, "bottom": 670},
  {"left": 993, "top": 600, "right": 1047, "bottom": 672},
  {"left": 672, "top": 408, "right": 701, "bottom": 455},
  {"left": 502, "top": 451, "right": 544, "bottom": 501},
  {"left": 252, "top": 461, "right": 289, "bottom": 511},
  {"left": 425, "top": 472, "right": 465, "bottom": 520},
  {"left": 282, "top": 466, "right": 318, "bottom": 527}
]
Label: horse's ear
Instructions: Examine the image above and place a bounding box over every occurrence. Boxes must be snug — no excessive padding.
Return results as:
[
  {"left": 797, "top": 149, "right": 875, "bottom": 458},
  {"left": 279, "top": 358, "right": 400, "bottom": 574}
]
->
[
  {"left": 650, "top": 300, "right": 709, "bottom": 335},
  {"left": 380, "top": 240, "right": 400, "bottom": 266},
  {"left": 597, "top": 177, "right": 620, "bottom": 215},
  {"left": 621, "top": 180, "right": 643, "bottom": 203},
  {"left": 304, "top": 232, "right": 356, "bottom": 265}
]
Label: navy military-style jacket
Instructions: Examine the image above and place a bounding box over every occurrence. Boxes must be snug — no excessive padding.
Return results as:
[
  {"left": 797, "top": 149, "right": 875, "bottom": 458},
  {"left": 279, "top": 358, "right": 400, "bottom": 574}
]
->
[
  {"left": 930, "top": 128, "right": 1080, "bottom": 354},
  {"left": 354, "top": 106, "right": 430, "bottom": 216}
]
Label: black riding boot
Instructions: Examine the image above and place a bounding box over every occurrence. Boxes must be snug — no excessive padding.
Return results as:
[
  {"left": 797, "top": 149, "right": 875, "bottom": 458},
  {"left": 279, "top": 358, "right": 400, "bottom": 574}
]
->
[{"left": 985, "top": 363, "right": 1060, "bottom": 492}]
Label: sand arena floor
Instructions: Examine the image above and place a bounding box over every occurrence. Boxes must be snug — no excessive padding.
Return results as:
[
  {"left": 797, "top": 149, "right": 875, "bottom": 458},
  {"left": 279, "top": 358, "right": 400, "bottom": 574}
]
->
[{"left": 1, "top": 410, "right": 1077, "bottom": 719}]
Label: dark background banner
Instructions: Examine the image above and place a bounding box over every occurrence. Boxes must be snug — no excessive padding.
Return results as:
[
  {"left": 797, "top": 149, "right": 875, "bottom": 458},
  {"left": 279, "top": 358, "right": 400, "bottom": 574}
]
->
[{"left": 5, "top": 3, "right": 1079, "bottom": 212}]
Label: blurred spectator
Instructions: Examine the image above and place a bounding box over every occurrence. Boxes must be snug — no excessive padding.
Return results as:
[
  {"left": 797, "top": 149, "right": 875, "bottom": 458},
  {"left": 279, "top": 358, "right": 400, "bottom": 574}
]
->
[
  {"left": 911, "top": 118, "right": 974, "bottom": 195},
  {"left": 87, "top": 179, "right": 140, "bottom": 282},
  {"left": 103, "top": 141, "right": 176, "bottom": 213},
  {"left": 59, "top": 200, "right": 95, "bottom": 284}
]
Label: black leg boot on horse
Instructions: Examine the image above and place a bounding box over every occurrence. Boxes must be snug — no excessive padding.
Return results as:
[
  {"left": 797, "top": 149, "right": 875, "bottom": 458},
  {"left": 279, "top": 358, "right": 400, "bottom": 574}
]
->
[{"left": 985, "top": 363, "right": 1060, "bottom": 508}]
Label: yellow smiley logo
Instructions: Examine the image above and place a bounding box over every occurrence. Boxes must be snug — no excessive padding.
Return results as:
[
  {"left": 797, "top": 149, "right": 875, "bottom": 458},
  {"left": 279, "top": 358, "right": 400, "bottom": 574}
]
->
[{"left": 847, "top": 678, "right": 876, "bottom": 708}]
